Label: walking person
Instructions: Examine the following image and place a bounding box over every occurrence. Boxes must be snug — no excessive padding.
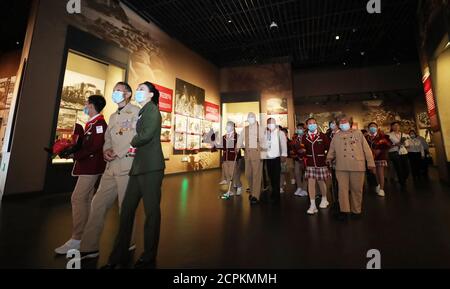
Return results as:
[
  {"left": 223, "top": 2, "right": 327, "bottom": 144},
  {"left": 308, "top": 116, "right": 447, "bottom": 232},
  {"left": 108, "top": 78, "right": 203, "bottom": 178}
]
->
[
  {"left": 280, "top": 127, "right": 290, "bottom": 194},
  {"left": 55, "top": 95, "right": 107, "bottom": 254},
  {"left": 103, "top": 82, "right": 165, "bottom": 269},
  {"left": 216, "top": 121, "right": 242, "bottom": 198},
  {"left": 366, "top": 122, "right": 392, "bottom": 197},
  {"left": 78, "top": 82, "right": 140, "bottom": 259},
  {"left": 237, "top": 113, "right": 264, "bottom": 205},
  {"left": 261, "top": 118, "right": 288, "bottom": 204},
  {"left": 302, "top": 118, "right": 331, "bottom": 215},
  {"left": 326, "top": 120, "right": 340, "bottom": 211},
  {"left": 406, "top": 130, "right": 425, "bottom": 181},
  {"left": 327, "top": 116, "right": 375, "bottom": 221},
  {"left": 416, "top": 133, "right": 430, "bottom": 178},
  {"left": 387, "top": 122, "right": 410, "bottom": 190},
  {"left": 290, "top": 123, "right": 308, "bottom": 197}
]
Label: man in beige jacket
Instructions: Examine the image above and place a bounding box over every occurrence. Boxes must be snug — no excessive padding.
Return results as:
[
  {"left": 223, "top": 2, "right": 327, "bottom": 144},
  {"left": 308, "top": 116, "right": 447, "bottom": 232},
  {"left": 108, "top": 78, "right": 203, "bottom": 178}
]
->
[
  {"left": 326, "top": 116, "right": 375, "bottom": 221},
  {"left": 79, "top": 82, "right": 141, "bottom": 259},
  {"left": 237, "top": 112, "right": 264, "bottom": 205}
]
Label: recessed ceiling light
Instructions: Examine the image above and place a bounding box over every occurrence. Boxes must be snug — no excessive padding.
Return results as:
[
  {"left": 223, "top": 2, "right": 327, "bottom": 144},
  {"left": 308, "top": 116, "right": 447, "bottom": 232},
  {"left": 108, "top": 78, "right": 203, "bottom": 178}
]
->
[
  {"left": 228, "top": 19, "right": 232, "bottom": 23},
  {"left": 335, "top": 35, "right": 340, "bottom": 40},
  {"left": 352, "top": 28, "right": 357, "bottom": 33},
  {"left": 360, "top": 51, "right": 365, "bottom": 56},
  {"left": 343, "top": 62, "right": 347, "bottom": 66},
  {"left": 16, "top": 41, "right": 20, "bottom": 45},
  {"left": 270, "top": 21, "right": 278, "bottom": 29}
]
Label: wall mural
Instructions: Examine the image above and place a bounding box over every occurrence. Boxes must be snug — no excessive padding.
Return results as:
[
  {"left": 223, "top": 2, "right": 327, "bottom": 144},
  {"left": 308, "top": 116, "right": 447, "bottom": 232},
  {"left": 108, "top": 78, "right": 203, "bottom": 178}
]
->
[{"left": 67, "top": 0, "right": 220, "bottom": 173}]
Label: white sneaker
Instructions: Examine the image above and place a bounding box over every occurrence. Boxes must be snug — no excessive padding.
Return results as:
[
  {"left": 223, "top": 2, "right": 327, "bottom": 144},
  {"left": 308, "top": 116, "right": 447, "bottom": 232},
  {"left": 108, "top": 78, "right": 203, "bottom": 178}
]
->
[
  {"left": 299, "top": 190, "right": 308, "bottom": 197},
  {"left": 291, "top": 179, "right": 296, "bottom": 185},
  {"left": 377, "top": 189, "right": 385, "bottom": 197},
  {"left": 55, "top": 239, "right": 80, "bottom": 255},
  {"left": 375, "top": 185, "right": 380, "bottom": 194},
  {"left": 236, "top": 187, "right": 242, "bottom": 196},
  {"left": 307, "top": 204, "right": 318, "bottom": 215},
  {"left": 219, "top": 180, "right": 228, "bottom": 185},
  {"left": 280, "top": 187, "right": 285, "bottom": 194},
  {"left": 319, "top": 198, "right": 329, "bottom": 209},
  {"left": 294, "top": 188, "right": 302, "bottom": 196}
]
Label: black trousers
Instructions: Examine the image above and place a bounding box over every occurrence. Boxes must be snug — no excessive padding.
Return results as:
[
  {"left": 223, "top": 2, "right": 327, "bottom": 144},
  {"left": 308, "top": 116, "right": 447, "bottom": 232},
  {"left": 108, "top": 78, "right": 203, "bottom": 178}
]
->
[
  {"left": 266, "top": 158, "right": 281, "bottom": 201},
  {"left": 408, "top": 152, "right": 422, "bottom": 180},
  {"left": 109, "top": 170, "right": 164, "bottom": 265},
  {"left": 389, "top": 151, "right": 410, "bottom": 186}
]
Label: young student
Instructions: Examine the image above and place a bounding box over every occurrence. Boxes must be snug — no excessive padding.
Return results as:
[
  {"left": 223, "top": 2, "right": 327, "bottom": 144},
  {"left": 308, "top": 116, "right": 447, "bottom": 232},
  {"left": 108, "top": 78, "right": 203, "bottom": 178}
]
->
[
  {"left": 55, "top": 95, "right": 107, "bottom": 254},
  {"left": 366, "top": 122, "right": 392, "bottom": 197},
  {"left": 302, "top": 118, "right": 331, "bottom": 215},
  {"left": 290, "top": 123, "right": 308, "bottom": 197}
]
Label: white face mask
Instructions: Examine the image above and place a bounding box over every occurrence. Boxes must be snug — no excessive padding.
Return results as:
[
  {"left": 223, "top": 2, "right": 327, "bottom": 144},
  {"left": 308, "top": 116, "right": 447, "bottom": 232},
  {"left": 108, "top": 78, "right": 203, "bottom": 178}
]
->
[
  {"left": 268, "top": 124, "right": 276, "bottom": 131},
  {"left": 248, "top": 117, "right": 256, "bottom": 125},
  {"left": 226, "top": 125, "right": 234, "bottom": 133}
]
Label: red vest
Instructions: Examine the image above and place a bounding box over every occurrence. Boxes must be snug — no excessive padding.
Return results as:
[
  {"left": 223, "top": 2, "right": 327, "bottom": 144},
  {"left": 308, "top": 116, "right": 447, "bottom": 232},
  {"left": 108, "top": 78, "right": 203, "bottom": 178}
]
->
[
  {"left": 365, "top": 133, "right": 392, "bottom": 161},
  {"left": 72, "top": 115, "right": 107, "bottom": 176}
]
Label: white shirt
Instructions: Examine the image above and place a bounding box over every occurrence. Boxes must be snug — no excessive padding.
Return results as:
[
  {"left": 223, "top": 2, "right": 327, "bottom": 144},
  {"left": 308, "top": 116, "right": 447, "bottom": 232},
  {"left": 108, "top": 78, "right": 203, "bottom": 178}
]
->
[
  {"left": 263, "top": 128, "right": 288, "bottom": 159},
  {"left": 388, "top": 132, "right": 409, "bottom": 153},
  {"left": 406, "top": 137, "right": 425, "bottom": 156}
]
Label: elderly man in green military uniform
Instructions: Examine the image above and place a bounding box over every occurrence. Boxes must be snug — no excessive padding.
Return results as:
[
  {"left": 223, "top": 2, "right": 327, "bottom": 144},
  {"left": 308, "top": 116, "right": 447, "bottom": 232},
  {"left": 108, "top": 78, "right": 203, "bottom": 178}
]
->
[{"left": 79, "top": 82, "right": 140, "bottom": 259}]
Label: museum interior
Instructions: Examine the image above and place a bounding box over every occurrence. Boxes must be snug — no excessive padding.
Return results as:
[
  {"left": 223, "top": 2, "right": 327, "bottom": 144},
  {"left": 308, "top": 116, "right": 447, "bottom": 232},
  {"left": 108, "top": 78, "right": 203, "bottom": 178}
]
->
[{"left": 0, "top": 0, "right": 450, "bottom": 269}]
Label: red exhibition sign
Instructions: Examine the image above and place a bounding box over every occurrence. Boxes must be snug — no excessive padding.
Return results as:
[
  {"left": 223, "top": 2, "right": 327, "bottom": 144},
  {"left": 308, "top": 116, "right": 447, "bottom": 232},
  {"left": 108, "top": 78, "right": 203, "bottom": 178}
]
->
[
  {"left": 422, "top": 72, "right": 440, "bottom": 132},
  {"left": 205, "top": 101, "right": 220, "bottom": 122},
  {"left": 154, "top": 83, "right": 173, "bottom": 113}
]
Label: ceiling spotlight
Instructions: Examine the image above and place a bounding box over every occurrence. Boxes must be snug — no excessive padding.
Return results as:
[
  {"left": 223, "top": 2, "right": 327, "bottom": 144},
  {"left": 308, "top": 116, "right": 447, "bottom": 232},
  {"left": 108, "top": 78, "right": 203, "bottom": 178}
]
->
[
  {"left": 16, "top": 41, "right": 20, "bottom": 45},
  {"left": 343, "top": 62, "right": 347, "bottom": 66},
  {"left": 335, "top": 35, "right": 340, "bottom": 40},
  {"left": 228, "top": 19, "right": 232, "bottom": 23},
  {"left": 360, "top": 51, "right": 365, "bottom": 56},
  {"left": 352, "top": 28, "right": 357, "bottom": 33},
  {"left": 270, "top": 21, "right": 278, "bottom": 29}
]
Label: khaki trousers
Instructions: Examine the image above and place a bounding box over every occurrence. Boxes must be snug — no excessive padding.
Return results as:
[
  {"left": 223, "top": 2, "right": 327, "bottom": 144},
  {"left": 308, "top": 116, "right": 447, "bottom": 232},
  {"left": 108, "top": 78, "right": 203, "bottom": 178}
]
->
[
  {"left": 245, "top": 158, "right": 263, "bottom": 199},
  {"left": 222, "top": 160, "right": 242, "bottom": 192},
  {"left": 335, "top": 171, "right": 365, "bottom": 214},
  {"left": 80, "top": 174, "right": 136, "bottom": 252},
  {"left": 71, "top": 175, "right": 100, "bottom": 240}
]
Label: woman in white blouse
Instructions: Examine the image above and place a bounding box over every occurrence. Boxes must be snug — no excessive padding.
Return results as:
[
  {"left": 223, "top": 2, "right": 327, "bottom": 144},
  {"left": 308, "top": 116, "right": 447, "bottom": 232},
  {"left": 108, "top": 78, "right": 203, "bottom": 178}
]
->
[{"left": 387, "top": 122, "right": 410, "bottom": 190}]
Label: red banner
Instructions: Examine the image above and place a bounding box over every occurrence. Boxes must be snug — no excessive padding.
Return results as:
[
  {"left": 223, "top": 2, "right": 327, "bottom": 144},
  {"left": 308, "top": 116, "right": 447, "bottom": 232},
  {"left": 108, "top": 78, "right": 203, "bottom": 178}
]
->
[
  {"left": 154, "top": 84, "right": 173, "bottom": 113},
  {"left": 422, "top": 72, "right": 440, "bottom": 132},
  {"left": 205, "top": 101, "right": 220, "bottom": 122}
]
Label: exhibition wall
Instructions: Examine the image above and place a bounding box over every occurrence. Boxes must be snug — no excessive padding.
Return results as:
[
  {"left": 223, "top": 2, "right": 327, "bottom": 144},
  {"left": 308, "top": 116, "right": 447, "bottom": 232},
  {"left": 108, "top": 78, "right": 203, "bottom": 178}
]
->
[
  {"left": 2, "top": 0, "right": 221, "bottom": 195},
  {"left": 220, "top": 63, "right": 295, "bottom": 134}
]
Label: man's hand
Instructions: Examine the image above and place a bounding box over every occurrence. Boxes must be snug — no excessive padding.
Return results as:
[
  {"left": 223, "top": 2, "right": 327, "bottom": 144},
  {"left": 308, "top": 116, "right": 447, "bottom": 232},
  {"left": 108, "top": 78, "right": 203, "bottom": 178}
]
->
[
  {"left": 104, "top": 149, "right": 117, "bottom": 162},
  {"left": 368, "top": 166, "right": 376, "bottom": 175}
]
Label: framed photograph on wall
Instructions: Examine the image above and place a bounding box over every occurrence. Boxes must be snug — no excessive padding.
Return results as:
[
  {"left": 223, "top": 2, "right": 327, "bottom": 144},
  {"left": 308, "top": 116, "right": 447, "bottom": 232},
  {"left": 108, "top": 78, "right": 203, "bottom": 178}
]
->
[
  {"left": 160, "top": 128, "right": 172, "bottom": 142},
  {"left": 175, "top": 114, "right": 188, "bottom": 133},
  {"left": 187, "top": 134, "right": 200, "bottom": 151},
  {"left": 267, "top": 98, "right": 288, "bottom": 115},
  {"left": 161, "top": 111, "right": 172, "bottom": 128},
  {"left": 188, "top": 117, "right": 201, "bottom": 135},
  {"left": 174, "top": 132, "right": 187, "bottom": 150},
  {"left": 174, "top": 78, "right": 205, "bottom": 118}
]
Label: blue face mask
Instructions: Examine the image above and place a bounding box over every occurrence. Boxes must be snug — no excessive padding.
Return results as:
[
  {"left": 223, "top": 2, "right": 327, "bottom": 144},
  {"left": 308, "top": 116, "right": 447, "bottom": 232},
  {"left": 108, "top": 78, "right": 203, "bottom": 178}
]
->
[
  {"left": 112, "top": 91, "right": 125, "bottom": 104},
  {"left": 369, "top": 127, "right": 378, "bottom": 134},
  {"left": 83, "top": 106, "right": 90, "bottom": 115},
  {"left": 308, "top": 124, "right": 317, "bottom": 132},
  {"left": 330, "top": 123, "right": 337, "bottom": 130},
  {"left": 340, "top": 123, "right": 351, "bottom": 131},
  {"left": 135, "top": 90, "right": 147, "bottom": 103},
  {"left": 296, "top": 129, "right": 304, "bottom": 135}
]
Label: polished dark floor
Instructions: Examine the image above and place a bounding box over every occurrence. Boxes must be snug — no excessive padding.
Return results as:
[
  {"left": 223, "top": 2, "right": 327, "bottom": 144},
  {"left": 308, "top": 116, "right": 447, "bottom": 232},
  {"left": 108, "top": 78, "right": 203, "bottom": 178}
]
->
[{"left": 1, "top": 167, "right": 450, "bottom": 269}]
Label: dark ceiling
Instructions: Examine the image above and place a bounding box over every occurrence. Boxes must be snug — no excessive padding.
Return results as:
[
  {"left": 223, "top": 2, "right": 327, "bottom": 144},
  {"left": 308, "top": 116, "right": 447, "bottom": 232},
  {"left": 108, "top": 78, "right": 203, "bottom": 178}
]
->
[
  {"left": 0, "top": 0, "right": 31, "bottom": 55},
  {"left": 122, "top": 0, "right": 420, "bottom": 69}
]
